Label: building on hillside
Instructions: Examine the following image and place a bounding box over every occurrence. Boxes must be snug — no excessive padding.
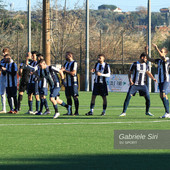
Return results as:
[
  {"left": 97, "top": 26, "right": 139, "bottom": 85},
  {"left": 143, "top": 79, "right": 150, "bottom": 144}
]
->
[
  {"left": 155, "top": 26, "right": 170, "bottom": 35},
  {"left": 113, "top": 8, "right": 122, "bottom": 13}
]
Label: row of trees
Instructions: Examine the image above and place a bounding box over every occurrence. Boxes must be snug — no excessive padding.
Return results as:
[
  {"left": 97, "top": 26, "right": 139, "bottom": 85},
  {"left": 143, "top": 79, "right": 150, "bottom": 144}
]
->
[{"left": 0, "top": 1, "right": 169, "bottom": 75}]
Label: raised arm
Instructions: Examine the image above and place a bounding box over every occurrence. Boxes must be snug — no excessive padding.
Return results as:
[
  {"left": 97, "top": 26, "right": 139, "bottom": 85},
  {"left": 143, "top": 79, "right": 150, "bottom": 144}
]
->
[
  {"left": 152, "top": 43, "right": 167, "bottom": 62},
  {"left": 145, "top": 46, "right": 155, "bottom": 63}
]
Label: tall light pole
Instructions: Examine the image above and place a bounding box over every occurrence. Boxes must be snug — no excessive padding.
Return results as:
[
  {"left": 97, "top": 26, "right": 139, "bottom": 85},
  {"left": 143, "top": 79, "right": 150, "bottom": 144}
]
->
[
  {"left": 27, "top": 0, "right": 31, "bottom": 52},
  {"left": 43, "top": 0, "right": 51, "bottom": 65},
  {"left": 122, "top": 32, "right": 124, "bottom": 74},
  {"left": 147, "top": 0, "right": 151, "bottom": 92},
  {"left": 85, "top": 0, "right": 89, "bottom": 91}
]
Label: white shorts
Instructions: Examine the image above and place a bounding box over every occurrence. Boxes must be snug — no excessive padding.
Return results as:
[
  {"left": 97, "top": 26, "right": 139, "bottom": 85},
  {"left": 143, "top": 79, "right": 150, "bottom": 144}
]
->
[{"left": 0, "top": 75, "right": 6, "bottom": 95}]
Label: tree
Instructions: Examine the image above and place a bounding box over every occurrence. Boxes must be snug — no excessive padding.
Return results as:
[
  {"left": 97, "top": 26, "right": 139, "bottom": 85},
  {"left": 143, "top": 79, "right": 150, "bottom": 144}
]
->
[
  {"left": 0, "top": 0, "right": 5, "bottom": 10},
  {"left": 136, "top": 6, "right": 147, "bottom": 15},
  {"left": 98, "top": 5, "right": 117, "bottom": 11}
]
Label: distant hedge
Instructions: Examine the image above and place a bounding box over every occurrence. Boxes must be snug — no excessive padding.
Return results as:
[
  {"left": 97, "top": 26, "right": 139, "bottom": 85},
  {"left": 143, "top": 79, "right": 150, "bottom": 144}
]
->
[{"left": 98, "top": 5, "right": 117, "bottom": 11}]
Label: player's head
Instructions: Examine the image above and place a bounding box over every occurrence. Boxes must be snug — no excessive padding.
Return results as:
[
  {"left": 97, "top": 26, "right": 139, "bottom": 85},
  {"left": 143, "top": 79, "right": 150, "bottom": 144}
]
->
[
  {"left": 97, "top": 54, "right": 105, "bottom": 63},
  {"left": 160, "top": 47, "right": 168, "bottom": 56},
  {"left": 140, "top": 52, "right": 147, "bottom": 63},
  {"left": 2, "top": 48, "right": 10, "bottom": 56},
  {"left": 4, "top": 54, "right": 11, "bottom": 63},
  {"left": 65, "top": 51, "right": 73, "bottom": 61},
  {"left": 37, "top": 53, "right": 44, "bottom": 62},
  {"left": 39, "top": 59, "right": 47, "bottom": 69},
  {"left": 31, "top": 51, "right": 38, "bottom": 61}
]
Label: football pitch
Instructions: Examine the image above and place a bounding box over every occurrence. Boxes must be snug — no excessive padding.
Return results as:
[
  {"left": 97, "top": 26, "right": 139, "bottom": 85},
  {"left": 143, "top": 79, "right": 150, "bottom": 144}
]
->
[{"left": 0, "top": 91, "right": 170, "bottom": 170}]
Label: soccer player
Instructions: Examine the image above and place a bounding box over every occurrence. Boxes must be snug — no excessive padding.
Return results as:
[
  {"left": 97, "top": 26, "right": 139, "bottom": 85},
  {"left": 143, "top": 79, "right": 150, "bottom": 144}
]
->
[
  {"left": 62, "top": 52, "right": 79, "bottom": 116},
  {"left": 26, "top": 59, "right": 68, "bottom": 119},
  {"left": 146, "top": 44, "right": 170, "bottom": 118},
  {"left": 37, "top": 72, "right": 50, "bottom": 115},
  {"left": 85, "top": 54, "right": 111, "bottom": 116},
  {"left": 26, "top": 51, "right": 40, "bottom": 114},
  {"left": 120, "top": 52, "right": 157, "bottom": 117},
  {"left": 1, "top": 54, "right": 18, "bottom": 113},
  {"left": 17, "top": 53, "right": 31, "bottom": 111},
  {"left": 36, "top": 54, "right": 50, "bottom": 115},
  {"left": 0, "top": 48, "right": 10, "bottom": 113}
]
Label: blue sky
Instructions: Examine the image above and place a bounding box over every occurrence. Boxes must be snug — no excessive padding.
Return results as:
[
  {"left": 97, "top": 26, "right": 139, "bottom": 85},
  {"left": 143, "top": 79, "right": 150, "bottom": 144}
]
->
[{"left": 4, "top": 0, "right": 170, "bottom": 12}]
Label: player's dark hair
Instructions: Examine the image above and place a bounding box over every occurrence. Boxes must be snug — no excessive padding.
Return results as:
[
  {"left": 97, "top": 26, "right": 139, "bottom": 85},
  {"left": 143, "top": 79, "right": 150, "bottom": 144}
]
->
[
  {"left": 31, "top": 51, "right": 38, "bottom": 55},
  {"left": 66, "top": 51, "right": 73, "bottom": 56},
  {"left": 37, "top": 53, "right": 43, "bottom": 57},
  {"left": 140, "top": 52, "right": 147, "bottom": 58},
  {"left": 98, "top": 54, "right": 105, "bottom": 58}
]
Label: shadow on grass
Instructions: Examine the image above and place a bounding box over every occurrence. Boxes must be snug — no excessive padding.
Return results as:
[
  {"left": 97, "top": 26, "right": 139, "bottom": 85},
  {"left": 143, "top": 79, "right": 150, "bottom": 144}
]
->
[
  {"left": 0, "top": 114, "right": 112, "bottom": 120},
  {"left": 0, "top": 154, "right": 170, "bottom": 170},
  {"left": 0, "top": 113, "right": 165, "bottom": 121}
]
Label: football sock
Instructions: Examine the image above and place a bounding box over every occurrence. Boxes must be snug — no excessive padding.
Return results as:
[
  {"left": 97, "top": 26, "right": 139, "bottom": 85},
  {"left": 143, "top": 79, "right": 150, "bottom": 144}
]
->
[
  {"left": 103, "top": 104, "right": 107, "bottom": 113},
  {"left": 90, "top": 103, "right": 95, "bottom": 113},
  {"left": 36, "top": 100, "right": 40, "bottom": 111},
  {"left": 166, "top": 99, "right": 169, "bottom": 113},
  {"left": 44, "top": 98, "right": 49, "bottom": 110},
  {"left": 17, "top": 94, "right": 23, "bottom": 110},
  {"left": 67, "top": 98, "right": 72, "bottom": 113},
  {"left": 67, "top": 105, "right": 72, "bottom": 114},
  {"left": 40, "top": 99, "right": 44, "bottom": 112},
  {"left": 162, "top": 97, "right": 169, "bottom": 113},
  {"left": 67, "top": 98, "right": 72, "bottom": 106},
  {"left": 123, "top": 93, "right": 131, "bottom": 113},
  {"left": 13, "top": 96, "right": 18, "bottom": 111},
  {"left": 8, "top": 97, "right": 13, "bottom": 111},
  {"left": 145, "top": 95, "right": 150, "bottom": 113},
  {"left": 60, "top": 101, "right": 68, "bottom": 108},
  {"left": 53, "top": 104, "right": 58, "bottom": 113},
  {"left": 28, "top": 100, "right": 33, "bottom": 111},
  {"left": 74, "top": 98, "right": 79, "bottom": 114},
  {"left": 1, "top": 94, "right": 6, "bottom": 111}
]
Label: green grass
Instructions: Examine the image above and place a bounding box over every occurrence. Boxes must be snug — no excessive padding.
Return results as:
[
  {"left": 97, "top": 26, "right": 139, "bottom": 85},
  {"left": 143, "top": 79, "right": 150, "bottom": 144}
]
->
[{"left": 0, "top": 91, "right": 170, "bottom": 170}]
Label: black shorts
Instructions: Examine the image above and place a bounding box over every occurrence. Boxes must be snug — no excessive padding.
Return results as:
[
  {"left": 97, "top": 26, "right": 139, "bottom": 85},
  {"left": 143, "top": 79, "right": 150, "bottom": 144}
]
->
[
  {"left": 92, "top": 83, "right": 108, "bottom": 96},
  {"left": 65, "top": 85, "right": 79, "bottom": 97},
  {"left": 39, "top": 87, "right": 48, "bottom": 96},
  {"left": 27, "top": 82, "right": 39, "bottom": 95},
  {"left": 6, "top": 86, "right": 17, "bottom": 98},
  {"left": 50, "top": 87, "right": 60, "bottom": 98},
  {"left": 19, "top": 81, "right": 28, "bottom": 92}
]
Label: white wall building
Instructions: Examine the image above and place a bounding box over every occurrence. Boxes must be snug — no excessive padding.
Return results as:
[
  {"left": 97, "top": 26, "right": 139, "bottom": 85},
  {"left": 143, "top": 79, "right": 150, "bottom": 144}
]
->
[{"left": 113, "top": 8, "right": 122, "bottom": 13}]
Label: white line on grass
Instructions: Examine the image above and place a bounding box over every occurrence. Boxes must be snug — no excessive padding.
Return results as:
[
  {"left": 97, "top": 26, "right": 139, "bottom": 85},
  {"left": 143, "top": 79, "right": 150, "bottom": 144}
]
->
[{"left": 0, "top": 120, "right": 170, "bottom": 126}]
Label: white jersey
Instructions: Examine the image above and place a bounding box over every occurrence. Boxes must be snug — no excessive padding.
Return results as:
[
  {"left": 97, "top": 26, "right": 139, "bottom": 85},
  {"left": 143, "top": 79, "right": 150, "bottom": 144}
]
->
[
  {"left": 155, "top": 57, "right": 170, "bottom": 83},
  {"left": 93, "top": 62, "right": 110, "bottom": 84},
  {"left": 37, "top": 68, "right": 48, "bottom": 89},
  {"left": 64, "top": 60, "right": 78, "bottom": 87},
  {"left": 130, "top": 61, "right": 149, "bottom": 86}
]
